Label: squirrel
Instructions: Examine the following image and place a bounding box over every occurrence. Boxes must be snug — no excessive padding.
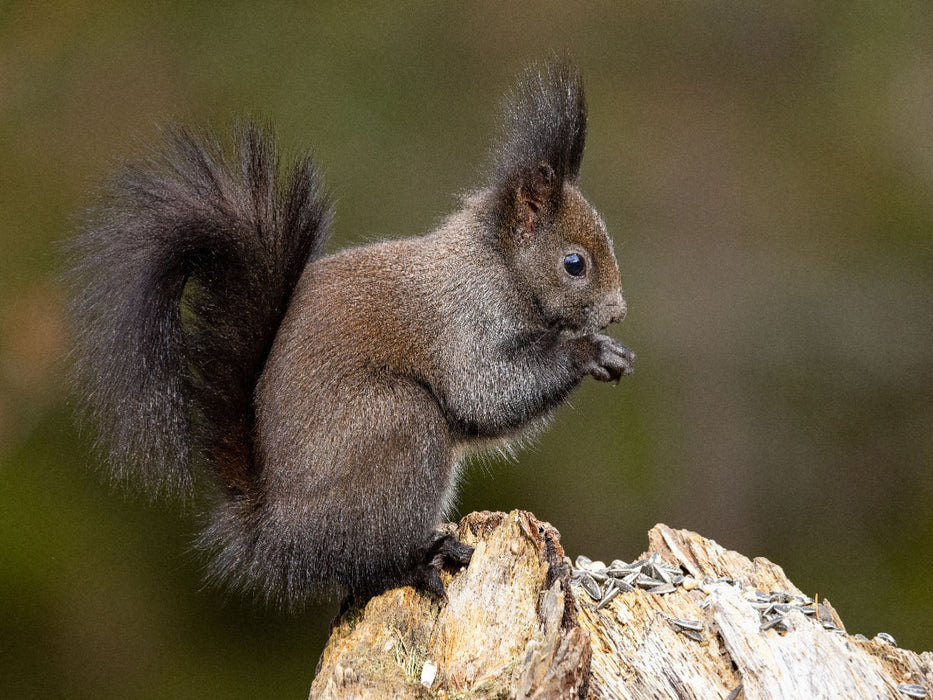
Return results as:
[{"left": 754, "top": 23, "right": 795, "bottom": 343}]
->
[{"left": 67, "top": 60, "right": 635, "bottom": 608}]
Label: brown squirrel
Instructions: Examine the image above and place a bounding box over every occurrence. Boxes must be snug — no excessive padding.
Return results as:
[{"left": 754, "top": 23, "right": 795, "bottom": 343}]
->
[{"left": 67, "top": 61, "right": 634, "bottom": 607}]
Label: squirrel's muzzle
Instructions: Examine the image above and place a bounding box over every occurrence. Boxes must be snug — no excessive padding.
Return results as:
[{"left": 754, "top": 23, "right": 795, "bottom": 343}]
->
[{"left": 602, "top": 289, "right": 627, "bottom": 327}]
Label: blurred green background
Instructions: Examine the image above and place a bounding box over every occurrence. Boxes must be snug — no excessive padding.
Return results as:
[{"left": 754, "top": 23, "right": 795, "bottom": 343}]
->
[{"left": 2, "top": 2, "right": 931, "bottom": 697}]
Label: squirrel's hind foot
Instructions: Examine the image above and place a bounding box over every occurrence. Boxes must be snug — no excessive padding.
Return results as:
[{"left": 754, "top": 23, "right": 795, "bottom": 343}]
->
[{"left": 402, "top": 532, "right": 474, "bottom": 601}]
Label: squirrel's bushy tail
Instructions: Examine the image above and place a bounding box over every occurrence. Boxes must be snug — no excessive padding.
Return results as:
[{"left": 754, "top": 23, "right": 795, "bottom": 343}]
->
[{"left": 68, "top": 124, "right": 332, "bottom": 499}]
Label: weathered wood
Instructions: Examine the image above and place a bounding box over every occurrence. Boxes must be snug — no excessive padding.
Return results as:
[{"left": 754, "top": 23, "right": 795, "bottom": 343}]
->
[
  {"left": 580, "top": 524, "right": 932, "bottom": 699},
  {"left": 310, "top": 512, "right": 933, "bottom": 699},
  {"left": 311, "top": 511, "right": 589, "bottom": 698}
]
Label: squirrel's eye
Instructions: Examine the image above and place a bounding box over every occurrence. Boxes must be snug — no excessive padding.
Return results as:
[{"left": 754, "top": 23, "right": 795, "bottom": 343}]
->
[{"left": 563, "top": 253, "right": 586, "bottom": 277}]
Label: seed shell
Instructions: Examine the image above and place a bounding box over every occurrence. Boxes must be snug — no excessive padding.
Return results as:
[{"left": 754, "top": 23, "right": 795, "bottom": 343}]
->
[{"left": 580, "top": 572, "right": 601, "bottom": 601}]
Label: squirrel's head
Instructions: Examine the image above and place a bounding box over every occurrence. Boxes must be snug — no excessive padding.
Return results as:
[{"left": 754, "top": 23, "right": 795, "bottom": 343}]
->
[{"left": 488, "top": 60, "right": 626, "bottom": 336}]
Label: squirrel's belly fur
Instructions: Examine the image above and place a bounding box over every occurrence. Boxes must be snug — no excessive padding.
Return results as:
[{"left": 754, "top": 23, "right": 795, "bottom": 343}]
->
[{"left": 67, "top": 60, "right": 634, "bottom": 607}]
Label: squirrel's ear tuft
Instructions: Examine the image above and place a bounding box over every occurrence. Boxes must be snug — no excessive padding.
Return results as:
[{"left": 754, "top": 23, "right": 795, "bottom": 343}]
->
[{"left": 490, "top": 59, "right": 587, "bottom": 236}]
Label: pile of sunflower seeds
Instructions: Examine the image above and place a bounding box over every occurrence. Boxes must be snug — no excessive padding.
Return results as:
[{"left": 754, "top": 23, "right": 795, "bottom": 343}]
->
[
  {"left": 571, "top": 554, "right": 927, "bottom": 697},
  {"left": 570, "top": 553, "right": 684, "bottom": 611},
  {"left": 718, "top": 587, "right": 832, "bottom": 634},
  {"left": 570, "top": 553, "right": 844, "bottom": 636}
]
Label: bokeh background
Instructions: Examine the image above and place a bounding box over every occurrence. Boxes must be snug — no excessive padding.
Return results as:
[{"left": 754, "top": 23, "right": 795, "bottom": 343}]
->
[{"left": 2, "top": 3, "right": 931, "bottom": 697}]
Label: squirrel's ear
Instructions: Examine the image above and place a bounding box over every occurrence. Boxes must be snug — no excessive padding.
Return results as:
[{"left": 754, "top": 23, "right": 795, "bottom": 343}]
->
[
  {"left": 489, "top": 59, "right": 587, "bottom": 237},
  {"left": 496, "top": 161, "right": 559, "bottom": 238}
]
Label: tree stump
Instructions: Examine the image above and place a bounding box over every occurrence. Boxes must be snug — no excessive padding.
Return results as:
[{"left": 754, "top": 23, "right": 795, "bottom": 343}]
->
[{"left": 310, "top": 510, "right": 932, "bottom": 699}]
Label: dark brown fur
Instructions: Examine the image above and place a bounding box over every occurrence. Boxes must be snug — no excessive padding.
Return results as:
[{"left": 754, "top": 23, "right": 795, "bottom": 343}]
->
[{"left": 68, "top": 61, "right": 634, "bottom": 607}]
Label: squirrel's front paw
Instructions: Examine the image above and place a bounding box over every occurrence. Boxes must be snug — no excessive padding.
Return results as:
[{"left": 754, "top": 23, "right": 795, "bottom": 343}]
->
[{"left": 588, "top": 335, "right": 635, "bottom": 383}]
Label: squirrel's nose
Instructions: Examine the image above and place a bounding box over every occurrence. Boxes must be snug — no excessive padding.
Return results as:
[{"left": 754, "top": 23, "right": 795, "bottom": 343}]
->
[{"left": 607, "top": 290, "right": 627, "bottom": 325}]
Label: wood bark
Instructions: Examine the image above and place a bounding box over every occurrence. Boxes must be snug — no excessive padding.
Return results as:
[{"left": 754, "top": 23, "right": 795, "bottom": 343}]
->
[{"left": 310, "top": 510, "right": 932, "bottom": 699}]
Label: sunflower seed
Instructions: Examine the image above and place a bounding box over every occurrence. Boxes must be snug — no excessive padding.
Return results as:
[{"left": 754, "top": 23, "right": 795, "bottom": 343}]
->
[
  {"left": 816, "top": 604, "right": 835, "bottom": 624},
  {"left": 580, "top": 572, "right": 601, "bottom": 601},
  {"left": 608, "top": 562, "right": 638, "bottom": 572},
  {"left": 670, "top": 618, "right": 704, "bottom": 632},
  {"left": 897, "top": 684, "right": 927, "bottom": 698},
  {"left": 725, "top": 684, "right": 744, "bottom": 700},
  {"left": 596, "top": 584, "right": 622, "bottom": 610},
  {"left": 635, "top": 574, "right": 666, "bottom": 588},
  {"left": 760, "top": 615, "right": 787, "bottom": 632},
  {"left": 679, "top": 629, "right": 704, "bottom": 642},
  {"left": 876, "top": 632, "right": 897, "bottom": 646}
]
